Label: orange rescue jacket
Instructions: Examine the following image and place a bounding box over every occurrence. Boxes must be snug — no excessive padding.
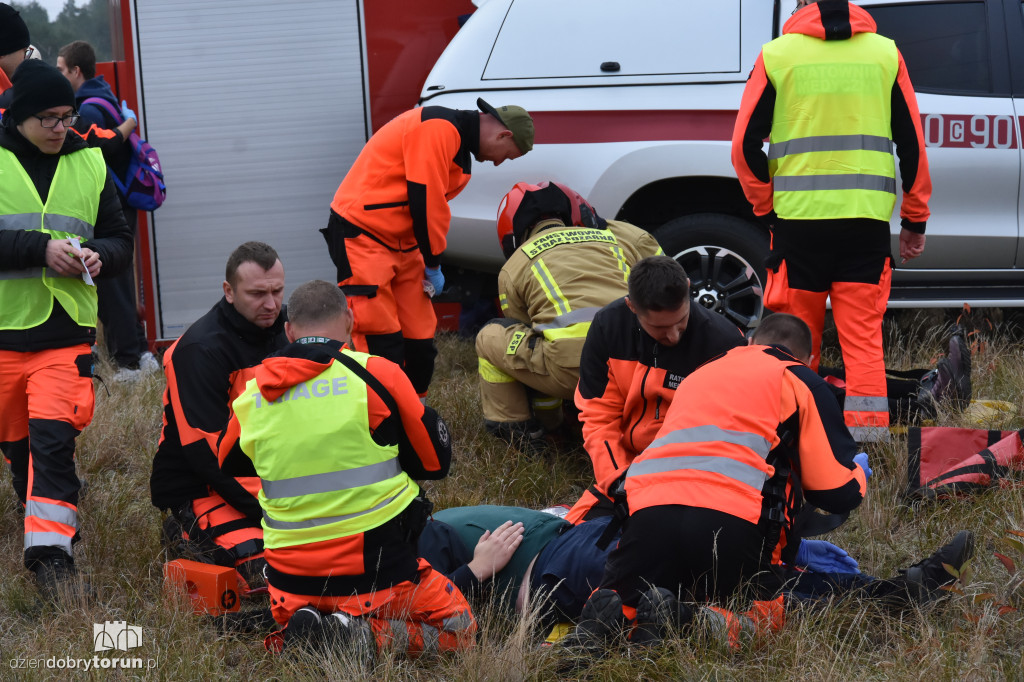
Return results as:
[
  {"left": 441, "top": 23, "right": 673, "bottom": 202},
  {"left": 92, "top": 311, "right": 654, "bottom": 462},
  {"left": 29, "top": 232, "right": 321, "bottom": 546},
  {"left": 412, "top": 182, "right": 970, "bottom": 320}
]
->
[
  {"left": 329, "top": 106, "right": 477, "bottom": 267},
  {"left": 626, "top": 344, "right": 866, "bottom": 562}
]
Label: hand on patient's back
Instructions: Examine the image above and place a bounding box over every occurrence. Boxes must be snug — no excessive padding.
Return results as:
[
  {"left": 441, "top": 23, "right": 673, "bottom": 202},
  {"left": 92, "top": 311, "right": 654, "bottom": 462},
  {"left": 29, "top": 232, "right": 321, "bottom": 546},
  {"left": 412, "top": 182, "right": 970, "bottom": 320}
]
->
[{"left": 467, "top": 521, "right": 525, "bottom": 581}]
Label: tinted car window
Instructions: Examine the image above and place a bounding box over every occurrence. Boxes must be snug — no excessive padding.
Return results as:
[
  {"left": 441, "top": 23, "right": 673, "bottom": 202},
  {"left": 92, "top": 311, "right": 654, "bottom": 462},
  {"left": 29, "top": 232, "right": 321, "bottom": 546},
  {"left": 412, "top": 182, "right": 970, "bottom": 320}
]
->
[{"left": 867, "top": 2, "right": 990, "bottom": 95}]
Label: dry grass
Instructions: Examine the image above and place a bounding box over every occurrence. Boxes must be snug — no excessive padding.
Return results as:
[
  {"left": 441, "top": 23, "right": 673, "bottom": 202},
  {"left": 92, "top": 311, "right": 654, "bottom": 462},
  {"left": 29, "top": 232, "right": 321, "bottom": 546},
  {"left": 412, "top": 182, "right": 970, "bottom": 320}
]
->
[{"left": 2, "top": 310, "right": 1023, "bottom": 680}]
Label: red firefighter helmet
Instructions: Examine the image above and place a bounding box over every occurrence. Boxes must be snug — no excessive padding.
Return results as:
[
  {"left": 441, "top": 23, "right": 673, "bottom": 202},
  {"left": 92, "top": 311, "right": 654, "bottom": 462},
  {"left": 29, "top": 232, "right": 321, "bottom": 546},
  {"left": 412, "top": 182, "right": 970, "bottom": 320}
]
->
[{"left": 495, "top": 181, "right": 605, "bottom": 259}]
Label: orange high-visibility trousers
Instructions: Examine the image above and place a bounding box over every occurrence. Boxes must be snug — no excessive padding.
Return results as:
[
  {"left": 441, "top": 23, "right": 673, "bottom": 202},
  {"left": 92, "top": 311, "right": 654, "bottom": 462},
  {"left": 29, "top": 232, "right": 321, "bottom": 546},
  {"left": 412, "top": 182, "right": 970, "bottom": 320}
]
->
[
  {"left": 0, "top": 345, "right": 94, "bottom": 557},
  {"left": 268, "top": 558, "right": 476, "bottom": 657},
  {"left": 182, "top": 479, "right": 264, "bottom": 584},
  {"left": 764, "top": 222, "right": 891, "bottom": 443},
  {"left": 701, "top": 595, "right": 786, "bottom": 649},
  {"left": 340, "top": 234, "right": 437, "bottom": 395}
]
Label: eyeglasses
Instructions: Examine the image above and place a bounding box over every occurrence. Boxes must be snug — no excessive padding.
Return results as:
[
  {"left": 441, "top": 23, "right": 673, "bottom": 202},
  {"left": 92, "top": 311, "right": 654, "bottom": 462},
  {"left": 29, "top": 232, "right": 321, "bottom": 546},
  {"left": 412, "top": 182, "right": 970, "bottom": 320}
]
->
[
  {"left": 33, "top": 113, "right": 80, "bottom": 129},
  {"left": 23, "top": 47, "right": 34, "bottom": 59}
]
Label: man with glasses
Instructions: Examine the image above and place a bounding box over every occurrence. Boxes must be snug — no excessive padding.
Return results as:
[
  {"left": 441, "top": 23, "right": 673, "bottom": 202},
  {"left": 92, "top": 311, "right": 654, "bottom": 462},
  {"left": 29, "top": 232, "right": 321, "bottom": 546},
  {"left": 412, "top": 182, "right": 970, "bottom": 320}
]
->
[
  {"left": 0, "top": 59, "right": 132, "bottom": 601},
  {"left": 0, "top": 3, "right": 31, "bottom": 108}
]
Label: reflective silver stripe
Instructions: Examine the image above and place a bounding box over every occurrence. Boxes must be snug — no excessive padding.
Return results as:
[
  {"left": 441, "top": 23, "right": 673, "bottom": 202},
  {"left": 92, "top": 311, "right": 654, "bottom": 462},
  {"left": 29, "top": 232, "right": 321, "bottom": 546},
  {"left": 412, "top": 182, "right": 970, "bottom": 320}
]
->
[
  {"left": 535, "top": 307, "right": 601, "bottom": 331},
  {"left": 387, "top": 620, "right": 409, "bottom": 653},
  {"left": 849, "top": 426, "right": 891, "bottom": 443},
  {"left": 646, "top": 425, "right": 771, "bottom": 459},
  {"left": 774, "top": 174, "right": 896, "bottom": 194},
  {"left": 44, "top": 214, "right": 94, "bottom": 239},
  {"left": 421, "top": 623, "right": 439, "bottom": 655},
  {"left": 844, "top": 396, "right": 889, "bottom": 412},
  {"left": 261, "top": 458, "right": 401, "bottom": 500},
  {"left": 262, "top": 482, "right": 410, "bottom": 530},
  {"left": 0, "top": 267, "right": 42, "bottom": 280},
  {"left": 25, "top": 531, "right": 73, "bottom": 553},
  {"left": 0, "top": 266, "right": 76, "bottom": 280},
  {"left": 441, "top": 610, "right": 474, "bottom": 633},
  {"left": 768, "top": 134, "right": 893, "bottom": 160},
  {"left": 531, "top": 260, "right": 570, "bottom": 316},
  {"left": 0, "top": 213, "right": 41, "bottom": 231},
  {"left": 0, "top": 213, "right": 96, "bottom": 239},
  {"left": 26, "top": 500, "right": 77, "bottom": 528},
  {"left": 626, "top": 454, "right": 769, "bottom": 491},
  {"left": 532, "top": 396, "right": 562, "bottom": 410}
]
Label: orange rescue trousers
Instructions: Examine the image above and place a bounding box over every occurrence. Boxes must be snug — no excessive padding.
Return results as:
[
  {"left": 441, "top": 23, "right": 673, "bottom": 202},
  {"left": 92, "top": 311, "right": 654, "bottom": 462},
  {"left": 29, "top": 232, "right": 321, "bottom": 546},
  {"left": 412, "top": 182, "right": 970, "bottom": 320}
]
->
[
  {"left": 0, "top": 345, "right": 94, "bottom": 561},
  {"left": 267, "top": 558, "right": 476, "bottom": 658},
  {"left": 764, "top": 220, "right": 892, "bottom": 442},
  {"left": 178, "top": 480, "right": 265, "bottom": 587},
  {"left": 340, "top": 234, "right": 437, "bottom": 395}
]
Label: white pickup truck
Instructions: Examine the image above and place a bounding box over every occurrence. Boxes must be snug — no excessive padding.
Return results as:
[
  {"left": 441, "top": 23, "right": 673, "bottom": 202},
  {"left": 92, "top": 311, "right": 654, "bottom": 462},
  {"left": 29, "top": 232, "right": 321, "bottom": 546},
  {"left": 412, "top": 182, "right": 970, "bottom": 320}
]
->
[{"left": 420, "top": 0, "right": 1024, "bottom": 329}]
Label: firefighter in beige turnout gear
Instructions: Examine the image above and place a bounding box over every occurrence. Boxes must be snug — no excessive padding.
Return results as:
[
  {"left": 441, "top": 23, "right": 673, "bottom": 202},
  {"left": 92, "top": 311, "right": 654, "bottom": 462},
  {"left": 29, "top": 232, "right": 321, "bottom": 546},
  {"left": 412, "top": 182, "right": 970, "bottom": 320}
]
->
[{"left": 476, "top": 182, "right": 662, "bottom": 449}]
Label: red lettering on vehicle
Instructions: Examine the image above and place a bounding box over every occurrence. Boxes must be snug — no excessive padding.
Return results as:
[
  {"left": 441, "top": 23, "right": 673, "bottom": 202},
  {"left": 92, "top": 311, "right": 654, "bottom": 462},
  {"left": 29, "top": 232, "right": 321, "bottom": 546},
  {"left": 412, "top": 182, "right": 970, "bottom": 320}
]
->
[{"left": 920, "top": 114, "right": 1019, "bottom": 149}]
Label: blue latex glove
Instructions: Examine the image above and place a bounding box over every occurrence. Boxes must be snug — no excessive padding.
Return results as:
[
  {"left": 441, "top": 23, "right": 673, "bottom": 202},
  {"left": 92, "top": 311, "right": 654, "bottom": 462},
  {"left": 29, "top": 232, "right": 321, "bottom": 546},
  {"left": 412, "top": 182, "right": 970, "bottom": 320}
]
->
[
  {"left": 853, "top": 452, "right": 872, "bottom": 481},
  {"left": 423, "top": 266, "right": 444, "bottom": 297},
  {"left": 795, "top": 539, "right": 860, "bottom": 574},
  {"left": 120, "top": 99, "right": 137, "bottom": 123}
]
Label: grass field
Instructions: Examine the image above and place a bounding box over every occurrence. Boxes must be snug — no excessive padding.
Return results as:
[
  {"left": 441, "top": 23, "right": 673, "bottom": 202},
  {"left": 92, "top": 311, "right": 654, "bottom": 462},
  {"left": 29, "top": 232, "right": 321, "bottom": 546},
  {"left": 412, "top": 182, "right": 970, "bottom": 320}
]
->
[{"left": 1, "top": 309, "right": 1023, "bottom": 681}]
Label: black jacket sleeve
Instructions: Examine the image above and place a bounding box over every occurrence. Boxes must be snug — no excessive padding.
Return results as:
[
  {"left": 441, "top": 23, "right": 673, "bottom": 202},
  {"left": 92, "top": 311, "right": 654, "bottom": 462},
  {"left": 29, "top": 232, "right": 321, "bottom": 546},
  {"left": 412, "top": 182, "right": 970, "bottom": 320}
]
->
[
  {"left": 87, "top": 174, "right": 133, "bottom": 278},
  {"left": 0, "top": 228, "right": 49, "bottom": 270}
]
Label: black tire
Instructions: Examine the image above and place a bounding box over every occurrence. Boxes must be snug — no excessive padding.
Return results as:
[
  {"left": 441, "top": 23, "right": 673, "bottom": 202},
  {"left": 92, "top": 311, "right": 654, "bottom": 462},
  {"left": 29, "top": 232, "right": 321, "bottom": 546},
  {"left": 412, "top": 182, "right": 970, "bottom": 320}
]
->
[{"left": 653, "top": 213, "right": 769, "bottom": 331}]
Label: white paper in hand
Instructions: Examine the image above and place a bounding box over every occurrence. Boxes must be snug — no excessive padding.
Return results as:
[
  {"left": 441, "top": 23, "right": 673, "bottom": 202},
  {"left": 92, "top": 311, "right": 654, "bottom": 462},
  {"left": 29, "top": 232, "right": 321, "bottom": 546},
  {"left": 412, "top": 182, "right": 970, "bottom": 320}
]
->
[{"left": 68, "top": 237, "right": 95, "bottom": 286}]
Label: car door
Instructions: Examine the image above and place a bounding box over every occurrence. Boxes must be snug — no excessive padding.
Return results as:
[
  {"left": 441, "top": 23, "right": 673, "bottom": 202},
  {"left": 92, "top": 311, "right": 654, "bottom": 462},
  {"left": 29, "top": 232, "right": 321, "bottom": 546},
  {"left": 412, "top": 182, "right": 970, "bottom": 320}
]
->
[{"left": 860, "top": 0, "right": 1020, "bottom": 284}]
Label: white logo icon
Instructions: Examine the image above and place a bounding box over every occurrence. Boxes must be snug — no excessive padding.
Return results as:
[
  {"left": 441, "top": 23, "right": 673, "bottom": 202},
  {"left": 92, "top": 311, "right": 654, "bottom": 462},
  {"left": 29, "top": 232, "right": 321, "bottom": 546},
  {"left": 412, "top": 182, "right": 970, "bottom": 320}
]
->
[{"left": 93, "top": 621, "right": 143, "bottom": 652}]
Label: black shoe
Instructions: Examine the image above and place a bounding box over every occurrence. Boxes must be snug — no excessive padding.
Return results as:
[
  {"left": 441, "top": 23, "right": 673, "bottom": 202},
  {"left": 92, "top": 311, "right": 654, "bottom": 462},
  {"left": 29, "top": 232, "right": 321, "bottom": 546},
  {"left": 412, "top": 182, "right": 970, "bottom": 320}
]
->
[
  {"left": 484, "top": 419, "right": 549, "bottom": 455},
  {"left": 630, "top": 587, "right": 693, "bottom": 648},
  {"left": 32, "top": 551, "right": 81, "bottom": 603},
  {"left": 161, "top": 514, "right": 185, "bottom": 556},
  {"left": 905, "top": 530, "right": 975, "bottom": 603},
  {"left": 284, "top": 606, "right": 325, "bottom": 650},
  {"left": 285, "top": 606, "right": 374, "bottom": 662},
  {"left": 324, "top": 612, "right": 375, "bottom": 665},
  {"left": 946, "top": 329, "right": 971, "bottom": 411},
  {"left": 560, "top": 589, "right": 624, "bottom": 662},
  {"left": 237, "top": 557, "right": 268, "bottom": 591},
  {"left": 915, "top": 370, "right": 939, "bottom": 421}
]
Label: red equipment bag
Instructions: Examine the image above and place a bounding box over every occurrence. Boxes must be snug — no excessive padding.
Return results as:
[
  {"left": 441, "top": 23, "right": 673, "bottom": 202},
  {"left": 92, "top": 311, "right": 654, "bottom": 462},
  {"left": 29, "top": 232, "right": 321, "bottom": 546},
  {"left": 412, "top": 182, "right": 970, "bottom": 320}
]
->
[{"left": 907, "top": 426, "right": 1024, "bottom": 498}]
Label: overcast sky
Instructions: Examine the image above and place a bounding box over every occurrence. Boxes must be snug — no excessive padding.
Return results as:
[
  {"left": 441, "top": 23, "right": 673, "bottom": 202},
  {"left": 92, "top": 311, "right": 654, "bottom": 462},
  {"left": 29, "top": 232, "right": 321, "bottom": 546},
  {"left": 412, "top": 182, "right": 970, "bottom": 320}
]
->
[{"left": 29, "top": 0, "right": 65, "bottom": 21}]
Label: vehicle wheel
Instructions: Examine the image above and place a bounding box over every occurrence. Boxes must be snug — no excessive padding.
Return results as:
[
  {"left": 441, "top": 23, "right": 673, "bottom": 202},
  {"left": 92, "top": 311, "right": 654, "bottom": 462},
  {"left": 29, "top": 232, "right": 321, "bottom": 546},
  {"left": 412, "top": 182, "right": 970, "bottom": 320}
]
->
[{"left": 653, "top": 213, "right": 769, "bottom": 331}]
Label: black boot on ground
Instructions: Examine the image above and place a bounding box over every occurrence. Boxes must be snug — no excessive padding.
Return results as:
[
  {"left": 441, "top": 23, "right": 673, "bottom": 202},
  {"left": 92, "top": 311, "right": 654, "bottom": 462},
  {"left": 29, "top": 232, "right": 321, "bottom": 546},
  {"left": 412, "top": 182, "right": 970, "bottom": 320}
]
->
[
  {"left": 630, "top": 586, "right": 694, "bottom": 648},
  {"left": 284, "top": 606, "right": 374, "bottom": 663},
  {"left": 558, "top": 588, "right": 625, "bottom": 669},
  {"left": 483, "top": 419, "right": 548, "bottom": 455},
  {"left": 905, "top": 530, "right": 975, "bottom": 603},
  {"left": 30, "top": 549, "right": 88, "bottom": 603},
  {"left": 945, "top": 328, "right": 972, "bottom": 411}
]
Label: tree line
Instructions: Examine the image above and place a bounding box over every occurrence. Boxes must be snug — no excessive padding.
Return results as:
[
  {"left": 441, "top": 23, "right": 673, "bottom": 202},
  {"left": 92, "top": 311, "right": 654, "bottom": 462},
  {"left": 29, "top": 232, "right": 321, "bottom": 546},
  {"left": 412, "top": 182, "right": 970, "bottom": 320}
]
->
[{"left": 13, "top": 0, "right": 114, "bottom": 64}]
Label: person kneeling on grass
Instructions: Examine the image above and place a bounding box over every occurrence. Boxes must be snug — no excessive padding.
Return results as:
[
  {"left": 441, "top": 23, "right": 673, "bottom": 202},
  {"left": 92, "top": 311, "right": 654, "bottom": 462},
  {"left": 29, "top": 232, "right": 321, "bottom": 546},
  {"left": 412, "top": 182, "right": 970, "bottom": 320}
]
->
[
  {"left": 217, "top": 280, "right": 472, "bottom": 661},
  {"left": 561, "top": 313, "right": 975, "bottom": 661}
]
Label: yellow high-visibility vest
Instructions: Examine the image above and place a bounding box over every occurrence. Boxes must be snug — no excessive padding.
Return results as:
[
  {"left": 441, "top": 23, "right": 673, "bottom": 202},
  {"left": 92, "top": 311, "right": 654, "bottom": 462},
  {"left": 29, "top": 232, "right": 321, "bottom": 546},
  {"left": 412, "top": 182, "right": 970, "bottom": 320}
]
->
[
  {"left": 763, "top": 32, "right": 899, "bottom": 221},
  {"left": 231, "top": 349, "right": 418, "bottom": 549},
  {"left": 0, "top": 146, "right": 105, "bottom": 329}
]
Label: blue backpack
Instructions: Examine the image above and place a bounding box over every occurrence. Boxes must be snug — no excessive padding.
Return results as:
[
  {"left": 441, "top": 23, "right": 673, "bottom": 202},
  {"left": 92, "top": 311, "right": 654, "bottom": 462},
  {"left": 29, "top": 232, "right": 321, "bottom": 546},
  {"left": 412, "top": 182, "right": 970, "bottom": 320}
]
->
[{"left": 82, "top": 97, "right": 166, "bottom": 211}]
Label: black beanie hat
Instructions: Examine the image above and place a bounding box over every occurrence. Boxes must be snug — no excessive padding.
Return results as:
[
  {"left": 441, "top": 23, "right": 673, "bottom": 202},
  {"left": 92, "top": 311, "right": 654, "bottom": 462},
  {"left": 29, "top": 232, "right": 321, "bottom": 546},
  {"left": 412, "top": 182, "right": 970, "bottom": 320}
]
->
[
  {"left": 9, "top": 59, "right": 76, "bottom": 124},
  {"left": 0, "top": 3, "right": 30, "bottom": 57}
]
